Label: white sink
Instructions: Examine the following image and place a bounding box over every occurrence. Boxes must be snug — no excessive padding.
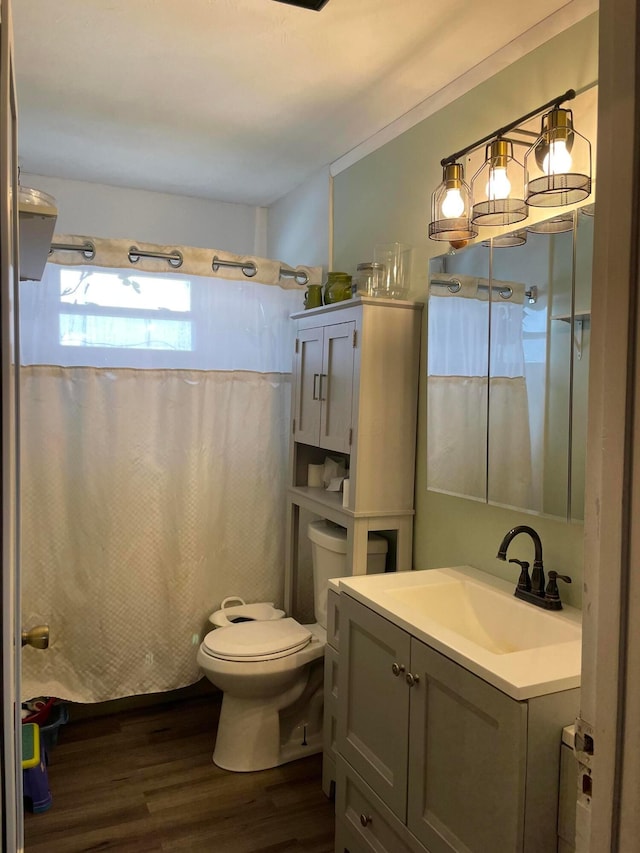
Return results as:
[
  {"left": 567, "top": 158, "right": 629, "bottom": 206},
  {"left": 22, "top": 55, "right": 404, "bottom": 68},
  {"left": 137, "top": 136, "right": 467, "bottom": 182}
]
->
[
  {"left": 336, "top": 566, "right": 582, "bottom": 700},
  {"left": 386, "top": 578, "right": 580, "bottom": 655}
]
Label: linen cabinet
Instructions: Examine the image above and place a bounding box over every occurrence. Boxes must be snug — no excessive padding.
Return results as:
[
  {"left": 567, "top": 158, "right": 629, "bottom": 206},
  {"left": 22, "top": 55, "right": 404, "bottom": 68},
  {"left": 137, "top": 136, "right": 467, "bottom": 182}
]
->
[
  {"left": 334, "top": 593, "right": 580, "bottom": 853},
  {"left": 284, "top": 297, "right": 422, "bottom": 610}
]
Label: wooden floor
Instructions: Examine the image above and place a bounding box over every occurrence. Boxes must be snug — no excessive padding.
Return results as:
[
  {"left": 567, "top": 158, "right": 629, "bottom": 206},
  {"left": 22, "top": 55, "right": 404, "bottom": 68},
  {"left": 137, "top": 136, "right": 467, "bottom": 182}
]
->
[{"left": 24, "top": 695, "right": 335, "bottom": 853}]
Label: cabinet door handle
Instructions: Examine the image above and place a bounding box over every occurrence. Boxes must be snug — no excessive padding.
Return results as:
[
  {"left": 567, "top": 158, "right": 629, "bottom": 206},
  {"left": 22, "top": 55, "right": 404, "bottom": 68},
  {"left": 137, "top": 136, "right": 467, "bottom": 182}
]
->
[
  {"left": 391, "top": 662, "right": 406, "bottom": 677},
  {"left": 312, "top": 373, "right": 320, "bottom": 400},
  {"left": 359, "top": 813, "right": 372, "bottom": 827},
  {"left": 319, "top": 373, "right": 327, "bottom": 401},
  {"left": 406, "top": 672, "right": 420, "bottom": 687}
]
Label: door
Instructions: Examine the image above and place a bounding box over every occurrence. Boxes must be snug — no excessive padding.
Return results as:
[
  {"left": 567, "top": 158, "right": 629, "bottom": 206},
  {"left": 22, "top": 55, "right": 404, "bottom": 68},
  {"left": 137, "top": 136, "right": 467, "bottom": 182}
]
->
[
  {"left": 320, "top": 321, "right": 355, "bottom": 454},
  {"left": 293, "top": 319, "right": 355, "bottom": 454},
  {"left": 337, "top": 594, "right": 411, "bottom": 821},
  {"left": 292, "top": 326, "right": 323, "bottom": 447},
  {"left": 0, "top": 0, "right": 22, "bottom": 848},
  {"left": 407, "top": 639, "right": 527, "bottom": 853}
]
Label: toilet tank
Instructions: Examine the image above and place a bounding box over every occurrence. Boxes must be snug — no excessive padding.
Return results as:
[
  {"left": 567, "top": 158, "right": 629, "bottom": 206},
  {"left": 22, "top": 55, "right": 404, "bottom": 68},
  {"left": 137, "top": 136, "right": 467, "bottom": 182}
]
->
[{"left": 308, "top": 520, "right": 388, "bottom": 629}]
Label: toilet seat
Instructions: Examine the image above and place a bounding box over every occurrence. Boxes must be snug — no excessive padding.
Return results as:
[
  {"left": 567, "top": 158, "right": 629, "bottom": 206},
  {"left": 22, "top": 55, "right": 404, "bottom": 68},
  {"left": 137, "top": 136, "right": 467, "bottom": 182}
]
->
[{"left": 202, "top": 618, "right": 311, "bottom": 662}]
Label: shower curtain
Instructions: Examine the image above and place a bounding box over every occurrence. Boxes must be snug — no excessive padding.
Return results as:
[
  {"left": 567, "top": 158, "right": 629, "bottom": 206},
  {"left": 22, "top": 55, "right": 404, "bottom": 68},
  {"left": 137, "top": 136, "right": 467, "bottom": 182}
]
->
[
  {"left": 19, "top": 238, "right": 321, "bottom": 703},
  {"left": 427, "top": 277, "right": 533, "bottom": 508}
]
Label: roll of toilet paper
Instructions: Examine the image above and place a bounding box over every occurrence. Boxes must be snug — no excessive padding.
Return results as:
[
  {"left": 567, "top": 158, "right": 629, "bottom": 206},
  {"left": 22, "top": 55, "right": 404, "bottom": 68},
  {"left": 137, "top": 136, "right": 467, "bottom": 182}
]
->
[
  {"left": 308, "top": 463, "right": 324, "bottom": 488},
  {"left": 342, "top": 478, "right": 350, "bottom": 507}
]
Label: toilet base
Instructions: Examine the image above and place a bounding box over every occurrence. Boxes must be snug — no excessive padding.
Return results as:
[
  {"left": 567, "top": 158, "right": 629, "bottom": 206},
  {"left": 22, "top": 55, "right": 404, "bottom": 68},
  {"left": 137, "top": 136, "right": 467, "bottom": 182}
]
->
[{"left": 212, "top": 662, "right": 324, "bottom": 772}]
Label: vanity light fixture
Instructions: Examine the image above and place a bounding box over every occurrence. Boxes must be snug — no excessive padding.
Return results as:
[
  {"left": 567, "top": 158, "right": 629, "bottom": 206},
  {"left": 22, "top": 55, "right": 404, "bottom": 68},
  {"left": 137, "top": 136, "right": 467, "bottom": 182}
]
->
[
  {"left": 428, "top": 89, "right": 592, "bottom": 242},
  {"left": 525, "top": 107, "right": 591, "bottom": 207},
  {"left": 471, "top": 139, "right": 527, "bottom": 227},
  {"left": 481, "top": 229, "right": 528, "bottom": 248},
  {"left": 428, "top": 162, "right": 477, "bottom": 242},
  {"left": 527, "top": 213, "right": 574, "bottom": 234}
]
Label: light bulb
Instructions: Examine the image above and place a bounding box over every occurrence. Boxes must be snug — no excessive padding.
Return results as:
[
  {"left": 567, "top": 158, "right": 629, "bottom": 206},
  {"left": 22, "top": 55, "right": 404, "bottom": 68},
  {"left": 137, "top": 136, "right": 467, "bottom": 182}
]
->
[
  {"left": 441, "top": 188, "right": 465, "bottom": 219},
  {"left": 485, "top": 167, "right": 511, "bottom": 200},
  {"left": 543, "top": 140, "right": 572, "bottom": 175}
]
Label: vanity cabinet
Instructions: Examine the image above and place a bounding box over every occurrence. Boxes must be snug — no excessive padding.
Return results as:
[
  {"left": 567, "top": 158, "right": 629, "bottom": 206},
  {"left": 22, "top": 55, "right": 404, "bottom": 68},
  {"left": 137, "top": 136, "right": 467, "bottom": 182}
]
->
[
  {"left": 335, "top": 593, "right": 580, "bottom": 853},
  {"left": 322, "top": 587, "right": 341, "bottom": 797}
]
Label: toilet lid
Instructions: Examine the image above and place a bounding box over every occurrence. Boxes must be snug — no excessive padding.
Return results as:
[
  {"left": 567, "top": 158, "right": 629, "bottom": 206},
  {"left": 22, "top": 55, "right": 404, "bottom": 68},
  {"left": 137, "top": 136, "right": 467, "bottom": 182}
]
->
[{"left": 202, "top": 618, "right": 311, "bottom": 662}]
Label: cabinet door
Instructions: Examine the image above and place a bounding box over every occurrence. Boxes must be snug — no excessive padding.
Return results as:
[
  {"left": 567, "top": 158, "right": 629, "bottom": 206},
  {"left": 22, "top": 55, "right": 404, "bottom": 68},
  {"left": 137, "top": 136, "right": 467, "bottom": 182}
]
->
[
  {"left": 407, "top": 638, "right": 528, "bottom": 853},
  {"left": 292, "top": 326, "right": 323, "bottom": 447},
  {"left": 337, "top": 595, "right": 411, "bottom": 821},
  {"left": 320, "top": 321, "right": 355, "bottom": 453}
]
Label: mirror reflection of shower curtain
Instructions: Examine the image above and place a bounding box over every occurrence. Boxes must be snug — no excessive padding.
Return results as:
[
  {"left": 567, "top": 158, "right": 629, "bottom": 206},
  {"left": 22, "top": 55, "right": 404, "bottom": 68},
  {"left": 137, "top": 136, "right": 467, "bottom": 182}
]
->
[
  {"left": 428, "top": 282, "right": 533, "bottom": 507},
  {"left": 487, "top": 298, "right": 534, "bottom": 508},
  {"left": 19, "top": 254, "right": 310, "bottom": 703},
  {"left": 428, "top": 288, "right": 489, "bottom": 501}
]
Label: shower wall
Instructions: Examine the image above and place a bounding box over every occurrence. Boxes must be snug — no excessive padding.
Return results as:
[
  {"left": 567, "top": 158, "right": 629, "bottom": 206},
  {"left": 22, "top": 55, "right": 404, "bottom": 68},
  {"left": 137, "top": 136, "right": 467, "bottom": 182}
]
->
[{"left": 21, "top": 172, "right": 262, "bottom": 255}]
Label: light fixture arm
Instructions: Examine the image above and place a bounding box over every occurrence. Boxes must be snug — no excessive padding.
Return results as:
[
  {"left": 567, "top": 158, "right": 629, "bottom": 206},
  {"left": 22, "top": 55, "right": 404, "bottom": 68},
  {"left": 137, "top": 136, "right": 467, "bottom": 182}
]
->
[{"left": 441, "top": 89, "right": 575, "bottom": 167}]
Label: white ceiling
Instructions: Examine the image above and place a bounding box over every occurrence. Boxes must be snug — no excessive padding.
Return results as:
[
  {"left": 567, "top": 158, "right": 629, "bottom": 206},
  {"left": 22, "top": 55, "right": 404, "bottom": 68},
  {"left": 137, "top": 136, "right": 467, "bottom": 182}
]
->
[{"left": 13, "top": 0, "right": 595, "bottom": 207}]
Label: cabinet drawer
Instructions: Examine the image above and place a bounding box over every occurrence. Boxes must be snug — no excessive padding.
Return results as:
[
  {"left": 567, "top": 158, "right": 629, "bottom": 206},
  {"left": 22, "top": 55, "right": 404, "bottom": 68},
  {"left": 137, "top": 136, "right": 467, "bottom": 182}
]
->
[
  {"left": 336, "top": 757, "right": 423, "bottom": 853},
  {"left": 327, "top": 588, "right": 341, "bottom": 650}
]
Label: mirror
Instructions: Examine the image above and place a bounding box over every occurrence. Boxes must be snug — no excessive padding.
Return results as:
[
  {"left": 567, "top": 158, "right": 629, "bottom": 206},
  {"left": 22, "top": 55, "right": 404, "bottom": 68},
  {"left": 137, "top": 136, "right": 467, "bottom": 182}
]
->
[{"left": 427, "top": 205, "right": 594, "bottom": 521}]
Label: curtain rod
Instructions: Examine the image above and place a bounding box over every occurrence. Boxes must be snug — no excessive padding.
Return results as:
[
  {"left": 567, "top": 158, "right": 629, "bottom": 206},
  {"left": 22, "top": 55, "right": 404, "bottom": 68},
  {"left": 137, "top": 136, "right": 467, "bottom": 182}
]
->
[
  {"left": 430, "top": 278, "right": 538, "bottom": 304},
  {"left": 49, "top": 243, "right": 310, "bottom": 286},
  {"left": 50, "top": 241, "right": 96, "bottom": 261}
]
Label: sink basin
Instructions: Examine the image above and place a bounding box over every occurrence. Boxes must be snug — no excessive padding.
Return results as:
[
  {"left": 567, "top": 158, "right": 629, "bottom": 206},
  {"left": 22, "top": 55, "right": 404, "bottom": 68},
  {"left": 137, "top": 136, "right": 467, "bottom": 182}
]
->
[
  {"left": 335, "top": 565, "right": 582, "bottom": 700},
  {"left": 387, "top": 578, "right": 581, "bottom": 655}
]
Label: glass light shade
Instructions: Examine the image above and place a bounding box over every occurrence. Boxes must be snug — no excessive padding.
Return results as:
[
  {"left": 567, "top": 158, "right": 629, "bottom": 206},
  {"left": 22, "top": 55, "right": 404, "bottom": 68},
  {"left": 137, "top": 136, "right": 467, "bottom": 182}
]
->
[
  {"left": 526, "top": 212, "right": 574, "bottom": 234},
  {"left": 525, "top": 108, "right": 591, "bottom": 207},
  {"left": 471, "top": 140, "right": 527, "bottom": 227},
  {"left": 482, "top": 230, "right": 528, "bottom": 248},
  {"left": 429, "top": 162, "right": 477, "bottom": 242}
]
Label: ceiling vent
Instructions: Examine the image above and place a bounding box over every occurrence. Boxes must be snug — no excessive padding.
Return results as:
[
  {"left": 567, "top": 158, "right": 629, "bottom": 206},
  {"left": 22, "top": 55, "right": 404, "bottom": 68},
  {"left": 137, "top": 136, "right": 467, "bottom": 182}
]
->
[{"left": 272, "top": 0, "right": 331, "bottom": 10}]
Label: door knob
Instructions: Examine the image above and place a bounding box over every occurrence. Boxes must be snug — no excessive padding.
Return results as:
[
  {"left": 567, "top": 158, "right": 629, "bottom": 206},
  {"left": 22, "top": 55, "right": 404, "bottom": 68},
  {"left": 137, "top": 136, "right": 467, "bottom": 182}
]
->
[{"left": 21, "top": 625, "right": 49, "bottom": 649}]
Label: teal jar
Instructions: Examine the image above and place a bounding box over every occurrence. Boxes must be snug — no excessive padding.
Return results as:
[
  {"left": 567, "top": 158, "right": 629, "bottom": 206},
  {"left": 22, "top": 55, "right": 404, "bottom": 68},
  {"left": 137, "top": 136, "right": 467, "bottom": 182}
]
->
[{"left": 323, "top": 272, "right": 353, "bottom": 304}]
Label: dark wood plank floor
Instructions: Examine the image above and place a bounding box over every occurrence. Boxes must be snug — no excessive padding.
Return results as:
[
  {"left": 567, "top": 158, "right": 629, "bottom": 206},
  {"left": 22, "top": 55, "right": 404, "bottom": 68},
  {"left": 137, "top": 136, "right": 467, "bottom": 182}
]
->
[{"left": 24, "top": 695, "right": 335, "bottom": 853}]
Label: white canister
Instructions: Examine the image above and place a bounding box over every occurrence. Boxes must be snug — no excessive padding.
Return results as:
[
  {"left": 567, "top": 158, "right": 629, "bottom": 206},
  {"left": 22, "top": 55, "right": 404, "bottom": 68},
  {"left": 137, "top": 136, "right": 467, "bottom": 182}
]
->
[{"left": 308, "top": 463, "right": 324, "bottom": 488}]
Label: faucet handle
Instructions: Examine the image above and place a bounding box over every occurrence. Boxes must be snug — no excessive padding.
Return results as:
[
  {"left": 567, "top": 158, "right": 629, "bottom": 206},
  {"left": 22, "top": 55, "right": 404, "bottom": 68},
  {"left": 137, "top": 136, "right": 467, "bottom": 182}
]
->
[
  {"left": 509, "top": 558, "right": 531, "bottom": 592},
  {"left": 545, "top": 571, "right": 572, "bottom": 601}
]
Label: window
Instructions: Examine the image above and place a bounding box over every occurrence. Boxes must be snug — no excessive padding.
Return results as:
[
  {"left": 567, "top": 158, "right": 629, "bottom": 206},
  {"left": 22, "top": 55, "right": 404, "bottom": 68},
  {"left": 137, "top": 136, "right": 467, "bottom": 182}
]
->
[
  {"left": 20, "top": 262, "right": 301, "bottom": 372},
  {"left": 58, "top": 268, "right": 193, "bottom": 352}
]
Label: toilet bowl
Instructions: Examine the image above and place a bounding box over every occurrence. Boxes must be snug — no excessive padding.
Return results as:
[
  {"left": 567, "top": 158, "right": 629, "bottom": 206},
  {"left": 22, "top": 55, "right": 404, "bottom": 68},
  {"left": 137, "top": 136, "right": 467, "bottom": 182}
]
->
[
  {"left": 197, "top": 521, "right": 388, "bottom": 772},
  {"left": 197, "top": 621, "right": 326, "bottom": 771}
]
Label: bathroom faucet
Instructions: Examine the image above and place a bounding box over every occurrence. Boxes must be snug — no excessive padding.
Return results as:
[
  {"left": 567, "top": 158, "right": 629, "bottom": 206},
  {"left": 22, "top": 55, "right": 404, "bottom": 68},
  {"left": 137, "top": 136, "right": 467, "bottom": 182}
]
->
[
  {"left": 497, "top": 525, "right": 545, "bottom": 594},
  {"left": 496, "top": 525, "right": 571, "bottom": 610}
]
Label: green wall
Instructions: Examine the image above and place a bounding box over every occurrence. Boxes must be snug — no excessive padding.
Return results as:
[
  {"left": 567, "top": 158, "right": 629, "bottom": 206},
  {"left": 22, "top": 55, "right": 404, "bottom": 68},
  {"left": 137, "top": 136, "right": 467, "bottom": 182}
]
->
[{"left": 333, "top": 14, "right": 599, "bottom": 608}]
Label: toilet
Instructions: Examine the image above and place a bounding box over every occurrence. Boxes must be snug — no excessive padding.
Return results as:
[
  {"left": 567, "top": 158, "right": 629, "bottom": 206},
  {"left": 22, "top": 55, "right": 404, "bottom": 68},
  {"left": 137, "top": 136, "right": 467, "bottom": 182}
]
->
[{"left": 197, "top": 520, "right": 388, "bottom": 772}]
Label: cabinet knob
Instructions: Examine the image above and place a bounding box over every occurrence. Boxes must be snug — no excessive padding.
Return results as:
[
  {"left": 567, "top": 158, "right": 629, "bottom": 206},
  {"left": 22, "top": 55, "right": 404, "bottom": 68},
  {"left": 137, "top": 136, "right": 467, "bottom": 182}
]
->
[
  {"left": 360, "top": 813, "right": 372, "bottom": 827},
  {"left": 391, "top": 662, "right": 406, "bottom": 677},
  {"left": 406, "top": 672, "right": 420, "bottom": 687}
]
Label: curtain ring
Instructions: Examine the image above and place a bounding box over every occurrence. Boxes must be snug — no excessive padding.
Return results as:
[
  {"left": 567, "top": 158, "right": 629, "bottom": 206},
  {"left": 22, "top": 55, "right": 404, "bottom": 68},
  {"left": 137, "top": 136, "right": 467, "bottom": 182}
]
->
[
  {"left": 499, "top": 287, "right": 513, "bottom": 300},
  {"left": 294, "top": 271, "right": 309, "bottom": 286},
  {"left": 242, "top": 262, "right": 257, "bottom": 277}
]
